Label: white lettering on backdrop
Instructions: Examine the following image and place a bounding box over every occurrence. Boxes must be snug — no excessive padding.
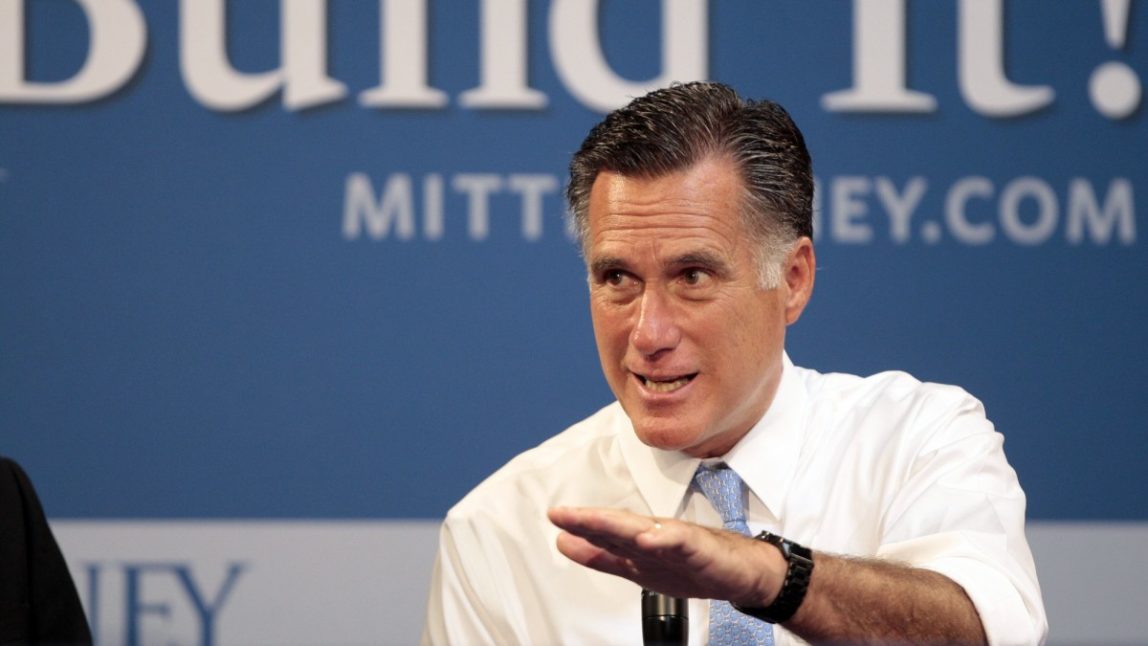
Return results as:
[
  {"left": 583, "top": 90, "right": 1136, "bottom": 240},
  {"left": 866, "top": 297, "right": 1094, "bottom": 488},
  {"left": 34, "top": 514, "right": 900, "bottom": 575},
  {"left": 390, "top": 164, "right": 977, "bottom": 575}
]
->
[
  {"left": 0, "top": 0, "right": 1140, "bottom": 118},
  {"left": 0, "top": 0, "right": 707, "bottom": 114},
  {"left": 342, "top": 172, "right": 1136, "bottom": 246}
]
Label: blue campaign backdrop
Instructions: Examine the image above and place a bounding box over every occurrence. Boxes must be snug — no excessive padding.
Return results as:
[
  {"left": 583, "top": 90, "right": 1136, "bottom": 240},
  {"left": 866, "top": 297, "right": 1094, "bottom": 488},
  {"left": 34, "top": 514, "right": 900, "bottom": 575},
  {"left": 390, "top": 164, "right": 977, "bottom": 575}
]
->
[{"left": 1, "top": 1, "right": 1145, "bottom": 521}]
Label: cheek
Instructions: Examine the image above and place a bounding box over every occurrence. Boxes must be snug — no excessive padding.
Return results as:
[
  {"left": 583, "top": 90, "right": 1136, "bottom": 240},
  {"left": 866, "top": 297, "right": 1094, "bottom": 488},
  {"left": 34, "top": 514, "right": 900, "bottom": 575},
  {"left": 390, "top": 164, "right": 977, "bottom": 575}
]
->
[
  {"left": 723, "top": 307, "right": 782, "bottom": 366},
  {"left": 591, "top": 302, "right": 632, "bottom": 344},
  {"left": 590, "top": 309, "right": 629, "bottom": 373}
]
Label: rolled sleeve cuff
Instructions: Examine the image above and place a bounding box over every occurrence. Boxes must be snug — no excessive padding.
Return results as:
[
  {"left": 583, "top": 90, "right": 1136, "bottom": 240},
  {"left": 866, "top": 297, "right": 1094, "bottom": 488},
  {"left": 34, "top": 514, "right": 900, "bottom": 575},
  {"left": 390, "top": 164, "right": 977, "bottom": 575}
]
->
[{"left": 920, "top": 556, "right": 1047, "bottom": 646}]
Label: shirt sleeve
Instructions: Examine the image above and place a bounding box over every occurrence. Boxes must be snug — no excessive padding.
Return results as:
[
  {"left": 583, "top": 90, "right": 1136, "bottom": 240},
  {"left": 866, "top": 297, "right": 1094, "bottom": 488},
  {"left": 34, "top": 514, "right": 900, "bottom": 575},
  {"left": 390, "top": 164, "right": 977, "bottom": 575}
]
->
[
  {"left": 421, "top": 511, "right": 529, "bottom": 646},
  {"left": 876, "top": 389, "right": 1048, "bottom": 646}
]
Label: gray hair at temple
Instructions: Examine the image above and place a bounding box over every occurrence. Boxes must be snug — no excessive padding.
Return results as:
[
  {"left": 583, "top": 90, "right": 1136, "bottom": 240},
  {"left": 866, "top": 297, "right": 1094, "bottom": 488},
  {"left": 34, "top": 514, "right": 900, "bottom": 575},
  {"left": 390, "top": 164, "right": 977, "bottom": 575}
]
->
[{"left": 566, "top": 81, "right": 814, "bottom": 289}]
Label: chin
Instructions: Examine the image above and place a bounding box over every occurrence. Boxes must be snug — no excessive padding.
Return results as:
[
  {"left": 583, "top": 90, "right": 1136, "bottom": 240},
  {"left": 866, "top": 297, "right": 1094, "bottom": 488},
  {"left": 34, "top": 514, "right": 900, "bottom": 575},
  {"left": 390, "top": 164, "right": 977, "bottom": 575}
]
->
[{"left": 632, "top": 421, "right": 704, "bottom": 453}]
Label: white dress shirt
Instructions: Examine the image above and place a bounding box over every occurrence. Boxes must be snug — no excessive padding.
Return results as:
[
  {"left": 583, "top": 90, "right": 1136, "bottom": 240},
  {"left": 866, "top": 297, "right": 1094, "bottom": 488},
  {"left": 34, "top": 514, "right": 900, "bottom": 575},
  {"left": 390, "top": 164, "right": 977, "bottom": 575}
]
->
[{"left": 422, "top": 355, "right": 1048, "bottom": 645}]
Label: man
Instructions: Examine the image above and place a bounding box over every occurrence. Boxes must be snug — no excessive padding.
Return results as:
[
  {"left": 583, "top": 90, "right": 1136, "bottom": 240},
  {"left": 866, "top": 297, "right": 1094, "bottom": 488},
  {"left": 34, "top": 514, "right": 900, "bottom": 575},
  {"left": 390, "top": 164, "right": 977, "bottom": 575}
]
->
[{"left": 422, "top": 82, "right": 1046, "bottom": 645}]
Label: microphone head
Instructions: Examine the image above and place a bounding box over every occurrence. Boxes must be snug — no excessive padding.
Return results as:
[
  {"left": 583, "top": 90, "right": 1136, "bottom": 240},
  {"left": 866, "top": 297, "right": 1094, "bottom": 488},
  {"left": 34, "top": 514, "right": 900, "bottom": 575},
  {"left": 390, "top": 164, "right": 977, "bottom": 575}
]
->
[
  {"left": 642, "top": 589, "right": 688, "bottom": 645},
  {"left": 642, "top": 588, "right": 687, "bottom": 617}
]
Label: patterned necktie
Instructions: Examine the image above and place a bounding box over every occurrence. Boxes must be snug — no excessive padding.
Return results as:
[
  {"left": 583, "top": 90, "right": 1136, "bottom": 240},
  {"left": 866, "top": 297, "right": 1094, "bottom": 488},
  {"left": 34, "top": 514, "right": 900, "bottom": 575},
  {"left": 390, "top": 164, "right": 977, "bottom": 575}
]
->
[{"left": 693, "top": 463, "right": 775, "bottom": 646}]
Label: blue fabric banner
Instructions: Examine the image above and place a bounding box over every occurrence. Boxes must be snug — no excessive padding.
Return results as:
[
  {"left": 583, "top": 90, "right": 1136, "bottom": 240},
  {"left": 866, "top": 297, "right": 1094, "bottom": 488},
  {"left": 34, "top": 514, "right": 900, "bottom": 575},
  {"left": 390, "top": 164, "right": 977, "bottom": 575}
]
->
[{"left": 2, "top": 0, "right": 1144, "bottom": 521}]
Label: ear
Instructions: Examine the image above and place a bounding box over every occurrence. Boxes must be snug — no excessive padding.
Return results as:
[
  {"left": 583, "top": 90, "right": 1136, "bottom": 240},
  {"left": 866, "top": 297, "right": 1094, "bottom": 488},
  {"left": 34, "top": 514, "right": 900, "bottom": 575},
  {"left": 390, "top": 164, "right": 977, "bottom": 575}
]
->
[{"left": 783, "top": 237, "right": 815, "bottom": 325}]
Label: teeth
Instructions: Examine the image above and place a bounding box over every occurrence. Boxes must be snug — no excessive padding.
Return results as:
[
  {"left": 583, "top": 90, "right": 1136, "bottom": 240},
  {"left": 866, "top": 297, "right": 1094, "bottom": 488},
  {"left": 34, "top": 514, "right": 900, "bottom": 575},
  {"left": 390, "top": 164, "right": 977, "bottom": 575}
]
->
[{"left": 643, "top": 376, "right": 691, "bottom": 393}]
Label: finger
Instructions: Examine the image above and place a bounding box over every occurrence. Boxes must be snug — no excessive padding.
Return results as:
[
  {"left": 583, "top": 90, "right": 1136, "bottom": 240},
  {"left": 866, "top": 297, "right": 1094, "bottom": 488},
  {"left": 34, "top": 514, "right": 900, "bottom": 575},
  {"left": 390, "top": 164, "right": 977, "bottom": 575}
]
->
[
  {"left": 550, "top": 507, "right": 700, "bottom": 566},
  {"left": 552, "top": 508, "right": 726, "bottom": 566},
  {"left": 633, "top": 518, "right": 696, "bottom": 554},
  {"left": 551, "top": 511, "right": 670, "bottom": 566},
  {"left": 557, "top": 528, "right": 650, "bottom": 564},
  {"left": 554, "top": 532, "right": 637, "bottom": 579},
  {"left": 549, "top": 506, "right": 657, "bottom": 541}
]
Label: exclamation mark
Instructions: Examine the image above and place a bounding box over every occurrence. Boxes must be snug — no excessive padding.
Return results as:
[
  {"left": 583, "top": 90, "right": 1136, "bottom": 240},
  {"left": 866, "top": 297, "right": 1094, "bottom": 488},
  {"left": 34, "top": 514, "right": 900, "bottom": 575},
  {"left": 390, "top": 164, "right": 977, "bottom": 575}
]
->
[{"left": 1090, "top": 0, "right": 1141, "bottom": 118}]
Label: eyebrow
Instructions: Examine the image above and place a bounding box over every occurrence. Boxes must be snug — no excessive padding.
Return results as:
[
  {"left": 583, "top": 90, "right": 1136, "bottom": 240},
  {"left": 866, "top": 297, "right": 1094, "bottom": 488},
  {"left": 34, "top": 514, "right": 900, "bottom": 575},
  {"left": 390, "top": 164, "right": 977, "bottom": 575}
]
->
[
  {"left": 589, "top": 255, "right": 628, "bottom": 276},
  {"left": 588, "top": 250, "right": 731, "bottom": 277},
  {"left": 668, "top": 251, "right": 729, "bottom": 272}
]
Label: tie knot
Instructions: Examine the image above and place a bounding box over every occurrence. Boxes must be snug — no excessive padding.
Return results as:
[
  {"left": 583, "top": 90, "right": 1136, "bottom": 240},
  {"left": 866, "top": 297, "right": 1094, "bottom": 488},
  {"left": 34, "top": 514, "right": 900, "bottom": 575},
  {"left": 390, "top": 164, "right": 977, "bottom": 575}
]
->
[{"left": 692, "top": 463, "right": 749, "bottom": 532}]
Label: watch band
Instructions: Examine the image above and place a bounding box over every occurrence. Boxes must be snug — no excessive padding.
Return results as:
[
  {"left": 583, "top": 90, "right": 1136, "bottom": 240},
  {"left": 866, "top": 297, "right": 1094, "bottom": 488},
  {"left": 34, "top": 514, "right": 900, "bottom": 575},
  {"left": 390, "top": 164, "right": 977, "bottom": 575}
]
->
[{"left": 732, "top": 531, "right": 814, "bottom": 624}]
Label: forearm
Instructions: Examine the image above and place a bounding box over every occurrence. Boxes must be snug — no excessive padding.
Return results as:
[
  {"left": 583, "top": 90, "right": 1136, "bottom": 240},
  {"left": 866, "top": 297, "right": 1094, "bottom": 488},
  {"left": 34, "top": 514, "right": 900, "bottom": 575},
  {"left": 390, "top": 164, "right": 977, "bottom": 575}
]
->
[
  {"left": 782, "top": 552, "right": 987, "bottom": 645},
  {"left": 549, "top": 507, "right": 991, "bottom": 644}
]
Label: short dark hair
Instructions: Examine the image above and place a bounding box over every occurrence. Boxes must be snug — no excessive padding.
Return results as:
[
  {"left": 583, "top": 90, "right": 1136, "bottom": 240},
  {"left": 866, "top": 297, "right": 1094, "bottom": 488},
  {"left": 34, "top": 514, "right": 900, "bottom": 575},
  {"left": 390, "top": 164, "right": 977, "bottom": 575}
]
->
[{"left": 566, "top": 81, "right": 813, "bottom": 286}]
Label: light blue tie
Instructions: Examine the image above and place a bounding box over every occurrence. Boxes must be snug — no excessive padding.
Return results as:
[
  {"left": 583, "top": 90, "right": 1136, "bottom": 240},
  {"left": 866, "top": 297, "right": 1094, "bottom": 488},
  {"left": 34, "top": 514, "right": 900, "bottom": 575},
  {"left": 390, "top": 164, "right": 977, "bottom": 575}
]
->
[{"left": 693, "top": 463, "right": 775, "bottom": 646}]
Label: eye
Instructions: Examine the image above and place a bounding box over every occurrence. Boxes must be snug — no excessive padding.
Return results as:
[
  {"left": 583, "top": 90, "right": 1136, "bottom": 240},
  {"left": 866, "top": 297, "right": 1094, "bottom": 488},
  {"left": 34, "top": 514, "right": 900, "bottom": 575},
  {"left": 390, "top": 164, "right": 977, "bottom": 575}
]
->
[
  {"left": 595, "top": 268, "right": 639, "bottom": 302},
  {"left": 682, "top": 268, "right": 710, "bottom": 286},
  {"left": 605, "top": 269, "right": 626, "bottom": 286}
]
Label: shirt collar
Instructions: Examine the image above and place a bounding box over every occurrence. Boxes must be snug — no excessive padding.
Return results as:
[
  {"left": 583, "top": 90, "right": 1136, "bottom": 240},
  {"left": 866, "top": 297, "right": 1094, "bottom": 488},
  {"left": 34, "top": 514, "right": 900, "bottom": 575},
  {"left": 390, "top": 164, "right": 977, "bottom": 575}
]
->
[
  {"left": 725, "top": 352, "right": 808, "bottom": 519},
  {"left": 619, "top": 352, "right": 808, "bottom": 520},
  {"left": 618, "top": 416, "right": 700, "bottom": 520}
]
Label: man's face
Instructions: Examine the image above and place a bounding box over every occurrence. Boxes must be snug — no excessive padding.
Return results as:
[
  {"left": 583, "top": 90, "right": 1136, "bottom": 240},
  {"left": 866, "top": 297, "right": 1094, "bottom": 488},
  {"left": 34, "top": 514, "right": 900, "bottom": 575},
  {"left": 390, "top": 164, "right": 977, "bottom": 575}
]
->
[{"left": 585, "top": 156, "right": 813, "bottom": 458}]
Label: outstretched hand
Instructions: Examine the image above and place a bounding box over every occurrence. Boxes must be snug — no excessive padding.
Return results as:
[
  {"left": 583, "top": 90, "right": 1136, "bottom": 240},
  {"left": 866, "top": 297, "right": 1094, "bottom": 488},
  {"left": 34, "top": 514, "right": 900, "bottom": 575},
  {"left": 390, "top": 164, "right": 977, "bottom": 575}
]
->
[
  {"left": 548, "top": 507, "right": 992, "bottom": 644},
  {"left": 547, "top": 506, "right": 784, "bottom": 606}
]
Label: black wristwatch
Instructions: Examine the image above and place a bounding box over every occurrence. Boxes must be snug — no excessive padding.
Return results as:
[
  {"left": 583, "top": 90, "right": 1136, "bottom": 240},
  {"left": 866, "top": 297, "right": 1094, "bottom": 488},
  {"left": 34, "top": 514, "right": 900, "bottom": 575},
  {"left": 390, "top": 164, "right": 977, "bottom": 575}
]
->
[{"left": 732, "top": 531, "right": 814, "bottom": 624}]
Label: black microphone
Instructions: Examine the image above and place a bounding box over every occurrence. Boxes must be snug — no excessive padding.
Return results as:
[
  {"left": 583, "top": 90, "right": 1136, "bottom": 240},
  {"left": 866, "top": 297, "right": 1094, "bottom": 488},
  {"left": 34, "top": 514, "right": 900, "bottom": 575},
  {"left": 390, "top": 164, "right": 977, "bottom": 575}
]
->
[{"left": 642, "top": 588, "right": 688, "bottom": 645}]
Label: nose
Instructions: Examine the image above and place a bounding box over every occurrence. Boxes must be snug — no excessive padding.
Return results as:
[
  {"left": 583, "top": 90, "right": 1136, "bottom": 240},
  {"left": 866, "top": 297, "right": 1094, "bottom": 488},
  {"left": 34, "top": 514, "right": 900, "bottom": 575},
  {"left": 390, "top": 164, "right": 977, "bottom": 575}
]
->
[{"left": 630, "top": 287, "right": 681, "bottom": 359}]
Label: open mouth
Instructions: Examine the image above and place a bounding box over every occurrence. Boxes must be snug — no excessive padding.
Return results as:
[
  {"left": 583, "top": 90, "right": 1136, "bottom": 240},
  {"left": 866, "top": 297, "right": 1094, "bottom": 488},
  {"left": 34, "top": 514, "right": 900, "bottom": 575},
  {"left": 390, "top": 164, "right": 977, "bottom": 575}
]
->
[{"left": 635, "top": 372, "right": 698, "bottom": 394}]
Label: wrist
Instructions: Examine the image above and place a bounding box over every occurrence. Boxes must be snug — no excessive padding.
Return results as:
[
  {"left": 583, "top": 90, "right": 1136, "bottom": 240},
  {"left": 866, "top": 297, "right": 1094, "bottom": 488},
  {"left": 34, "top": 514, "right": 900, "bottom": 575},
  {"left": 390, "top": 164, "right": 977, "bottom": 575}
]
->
[
  {"left": 747, "top": 537, "right": 787, "bottom": 607},
  {"left": 733, "top": 531, "right": 815, "bottom": 624}
]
